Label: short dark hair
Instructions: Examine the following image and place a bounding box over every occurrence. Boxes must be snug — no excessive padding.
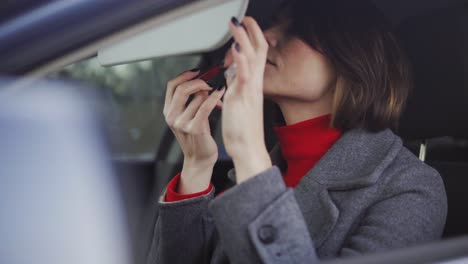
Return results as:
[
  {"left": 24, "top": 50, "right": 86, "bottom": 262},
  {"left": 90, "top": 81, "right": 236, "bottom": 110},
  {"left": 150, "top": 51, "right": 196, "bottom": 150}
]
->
[{"left": 275, "top": 0, "right": 412, "bottom": 132}]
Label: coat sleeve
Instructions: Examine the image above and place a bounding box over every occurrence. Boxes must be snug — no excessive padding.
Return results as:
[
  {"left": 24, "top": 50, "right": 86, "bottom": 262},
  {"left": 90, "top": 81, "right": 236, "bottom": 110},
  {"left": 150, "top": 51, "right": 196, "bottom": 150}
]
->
[
  {"left": 165, "top": 172, "right": 214, "bottom": 202},
  {"left": 146, "top": 185, "right": 218, "bottom": 264},
  {"left": 208, "top": 166, "right": 319, "bottom": 264}
]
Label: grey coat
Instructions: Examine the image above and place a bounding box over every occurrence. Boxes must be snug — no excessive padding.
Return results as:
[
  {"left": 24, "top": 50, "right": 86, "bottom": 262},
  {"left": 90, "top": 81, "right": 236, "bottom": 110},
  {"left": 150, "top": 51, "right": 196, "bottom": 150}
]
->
[{"left": 147, "top": 129, "right": 447, "bottom": 264}]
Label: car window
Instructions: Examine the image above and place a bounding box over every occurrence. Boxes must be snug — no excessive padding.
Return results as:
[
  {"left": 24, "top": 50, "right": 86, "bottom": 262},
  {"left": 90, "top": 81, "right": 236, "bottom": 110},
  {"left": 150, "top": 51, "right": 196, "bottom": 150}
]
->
[{"left": 48, "top": 55, "right": 201, "bottom": 160}]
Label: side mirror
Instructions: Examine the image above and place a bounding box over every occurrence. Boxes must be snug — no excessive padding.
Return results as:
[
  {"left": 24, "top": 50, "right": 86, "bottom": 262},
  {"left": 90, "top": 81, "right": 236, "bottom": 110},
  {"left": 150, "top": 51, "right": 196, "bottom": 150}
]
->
[{"left": 97, "top": 0, "right": 249, "bottom": 66}]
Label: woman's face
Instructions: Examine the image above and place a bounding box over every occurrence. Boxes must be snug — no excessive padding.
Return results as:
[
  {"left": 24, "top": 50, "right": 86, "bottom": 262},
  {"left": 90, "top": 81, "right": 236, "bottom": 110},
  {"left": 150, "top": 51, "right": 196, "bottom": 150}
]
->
[{"left": 262, "top": 24, "right": 337, "bottom": 104}]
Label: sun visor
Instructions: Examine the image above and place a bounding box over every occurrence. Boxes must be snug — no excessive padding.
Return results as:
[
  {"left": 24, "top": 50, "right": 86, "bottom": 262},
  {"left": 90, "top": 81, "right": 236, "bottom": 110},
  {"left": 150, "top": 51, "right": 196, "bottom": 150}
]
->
[{"left": 97, "top": 0, "right": 248, "bottom": 66}]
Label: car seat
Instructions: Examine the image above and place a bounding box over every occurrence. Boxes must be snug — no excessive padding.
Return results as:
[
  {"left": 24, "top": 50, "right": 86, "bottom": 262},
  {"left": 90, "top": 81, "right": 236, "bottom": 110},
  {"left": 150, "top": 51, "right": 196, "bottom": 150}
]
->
[{"left": 397, "top": 2, "right": 468, "bottom": 238}]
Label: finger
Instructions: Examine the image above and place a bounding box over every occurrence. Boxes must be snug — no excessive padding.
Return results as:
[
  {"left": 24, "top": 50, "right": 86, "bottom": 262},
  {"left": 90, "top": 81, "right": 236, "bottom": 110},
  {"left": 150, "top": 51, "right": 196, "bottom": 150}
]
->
[
  {"left": 176, "top": 93, "right": 206, "bottom": 125},
  {"left": 231, "top": 42, "right": 251, "bottom": 88},
  {"left": 164, "top": 69, "right": 200, "bottom": 114},
  {"left": 229, "top": 17, "right": 255, "bottom": 58},
  {"left": 193, "top": 88, "right": 226, "bottom": 124},
  {"left": 169, "top": 79, "right": 212, "bottom": 116},
  {"left": 224, "top": 63, "right": 237, "bottom": 86},
  {"left": 215, "top": 100, "right": 224, "bottom": 110},
  {"left": 242, "top": 17, "right": 269, "bottom": 52}
]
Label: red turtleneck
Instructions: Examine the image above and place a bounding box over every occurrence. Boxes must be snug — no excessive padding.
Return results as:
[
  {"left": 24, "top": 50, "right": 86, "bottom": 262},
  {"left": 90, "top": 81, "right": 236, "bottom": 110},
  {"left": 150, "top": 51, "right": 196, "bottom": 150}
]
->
[
  {"left": 165, "top": 114, "right": 341, "bottom": 202},
  {"left": 273, "top": 114, "right": 341, "bottom": 187}
]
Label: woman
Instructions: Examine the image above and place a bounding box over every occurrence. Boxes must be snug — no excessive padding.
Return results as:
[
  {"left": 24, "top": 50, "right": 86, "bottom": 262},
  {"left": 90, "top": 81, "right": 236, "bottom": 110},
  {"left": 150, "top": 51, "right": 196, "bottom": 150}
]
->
[{"left": 148, "top": 0, "right": 447, "bottom": 263}]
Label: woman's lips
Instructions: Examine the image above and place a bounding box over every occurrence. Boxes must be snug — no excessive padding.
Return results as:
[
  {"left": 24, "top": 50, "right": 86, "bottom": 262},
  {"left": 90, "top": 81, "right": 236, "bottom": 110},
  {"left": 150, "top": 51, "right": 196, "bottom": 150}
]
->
[{"left": 267, "top": 59, "right": 276, "bottom": 66}]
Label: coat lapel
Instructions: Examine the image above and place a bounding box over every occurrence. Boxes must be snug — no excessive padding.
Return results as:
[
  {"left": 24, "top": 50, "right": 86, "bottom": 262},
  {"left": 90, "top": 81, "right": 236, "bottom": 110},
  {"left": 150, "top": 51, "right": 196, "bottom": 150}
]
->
[
  {"left": 227, "top": 129, "right": 403, "bottom": 248},
  {"left": 272, "top": 128, "right": 403, "bottom": 248}
]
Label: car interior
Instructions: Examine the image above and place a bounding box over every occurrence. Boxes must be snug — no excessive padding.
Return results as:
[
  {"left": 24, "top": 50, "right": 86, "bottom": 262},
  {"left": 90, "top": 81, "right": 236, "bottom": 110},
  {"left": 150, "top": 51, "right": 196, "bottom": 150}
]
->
[
  {"left": 1, "top": 0, "right": 467, "bottom": 263},
  {"left": 397, "top": 3, "right": 468, "bottom": 239},
  {"left": 114, "top": 1, "right": 468, "bottom": 262}
]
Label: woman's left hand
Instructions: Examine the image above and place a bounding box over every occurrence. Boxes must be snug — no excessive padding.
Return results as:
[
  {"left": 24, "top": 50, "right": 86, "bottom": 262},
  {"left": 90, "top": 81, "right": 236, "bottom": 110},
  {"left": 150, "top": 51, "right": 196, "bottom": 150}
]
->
[{"left": 222, "top": 17, "right": 272, "bottom": 183}]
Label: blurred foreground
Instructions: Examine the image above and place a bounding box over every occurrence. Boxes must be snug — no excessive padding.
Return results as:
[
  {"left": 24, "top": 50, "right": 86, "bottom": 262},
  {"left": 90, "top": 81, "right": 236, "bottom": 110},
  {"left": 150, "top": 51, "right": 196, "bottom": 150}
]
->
[{"left": 0, "top": 79, "right": 132, "bottom": 264}]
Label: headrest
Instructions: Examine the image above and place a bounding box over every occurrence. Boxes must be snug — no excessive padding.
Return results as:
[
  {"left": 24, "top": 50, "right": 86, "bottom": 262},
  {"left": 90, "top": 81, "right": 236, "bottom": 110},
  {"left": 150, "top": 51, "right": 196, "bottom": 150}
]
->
[{"left": 397, "top": 3, "right": 468, "bottom": 139}]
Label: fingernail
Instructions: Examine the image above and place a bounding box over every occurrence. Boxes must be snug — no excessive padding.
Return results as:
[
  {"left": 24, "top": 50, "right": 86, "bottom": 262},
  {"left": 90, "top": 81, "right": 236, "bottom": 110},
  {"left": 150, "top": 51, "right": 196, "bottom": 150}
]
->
[
  {"left": 206, "top": 81, "right": 214, "bottom": 89},
  {"left": 235, "top": 42, "right": 241, "bottom": 52},
  {"left": 231, "top": 17, "right": 240, "bottom": 27},
  {"left": 190, "top": 68, "right": 200, "bottom": 72}
]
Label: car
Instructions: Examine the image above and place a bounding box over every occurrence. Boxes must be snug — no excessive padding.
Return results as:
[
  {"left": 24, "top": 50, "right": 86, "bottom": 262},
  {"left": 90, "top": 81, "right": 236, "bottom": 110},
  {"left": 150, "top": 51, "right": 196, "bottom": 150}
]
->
[{"left": 1, "top": 0, "right": 467, "bottom": 263}]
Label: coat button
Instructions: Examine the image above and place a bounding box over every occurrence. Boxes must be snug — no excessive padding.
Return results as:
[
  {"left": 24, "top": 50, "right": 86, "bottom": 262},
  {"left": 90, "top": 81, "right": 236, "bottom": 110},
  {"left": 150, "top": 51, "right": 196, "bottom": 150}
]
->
[{"left": 258, "top": 225, "right": 277, "bottom": 244}]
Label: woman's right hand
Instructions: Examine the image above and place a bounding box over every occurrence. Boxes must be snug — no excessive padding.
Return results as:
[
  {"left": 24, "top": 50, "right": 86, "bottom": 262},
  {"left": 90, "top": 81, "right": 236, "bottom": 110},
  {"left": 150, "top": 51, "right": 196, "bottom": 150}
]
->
[{"left": 163, "top": 69, "right": 226, "bottom": 194}]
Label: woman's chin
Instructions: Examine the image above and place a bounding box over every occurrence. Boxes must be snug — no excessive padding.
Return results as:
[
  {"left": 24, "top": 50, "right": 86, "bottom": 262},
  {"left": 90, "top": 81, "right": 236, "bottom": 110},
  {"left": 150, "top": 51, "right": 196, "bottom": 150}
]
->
[
  {"left": 262, "top": 85, "right": 276, "bottom": 99},
  {"left": 263, "top": 74, "right": 274, "bottom": 88}
]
